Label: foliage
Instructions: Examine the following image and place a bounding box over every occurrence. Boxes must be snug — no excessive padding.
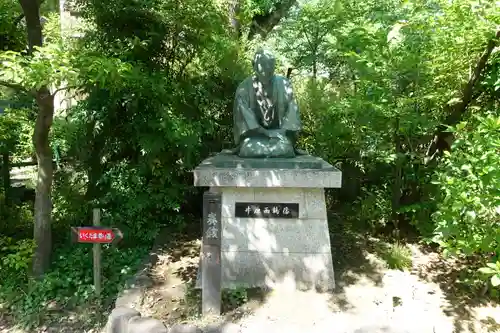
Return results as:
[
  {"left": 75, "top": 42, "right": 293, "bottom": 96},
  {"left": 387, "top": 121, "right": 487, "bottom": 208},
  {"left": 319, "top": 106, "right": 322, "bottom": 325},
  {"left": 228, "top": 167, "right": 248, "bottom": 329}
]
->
[
  {"left": 0, "top": 107, "right": 34, "bottom": 159},
  {"left": 41, "top": 12, "right": 62, "bottom": 44},
  {"left": 2, "top": 0, "right": 500, "bottom": 326},
  {"left": 1, "top": 0, "right": 244, "bottom": 325},
  {"left": 478, "top": 262, "right": 500, "bottom": 288},
  {"left": 0, "top": 236, "right": 35, "bottom": 279},
  {"left": 375, "top": 241, "right": 413, "bottom": 271},
  {"left": 0, "top": 108, "right": 23, "bottom": 153},
  {"left": 184, "top": 285, "right": 249, "bottom": 314},
  {"left": 0, "top": 245, "right": 147, "bottom": 328},
  {"left": 432, "top": 113, "right": 500, "bottom": 289},
  {"left": 355, "top": 185, "right": 393, "bottom": 231},
  {"left": 43, "top": 0, "right": 247, "bottom": 244},
  {"left": 271, "top": 0, "right": 500, "bottom": 236},
  {"left": 222, "top": 287, "right": 248, "bottom": 311},
  {"left": 0, "top": 197, "right": 34, "bottom": 237},
  {"left": 270, "top": 0, "right": 500, "bottom": 295},
  {"left": 0, "top": 44, "right": 134, "bottom": 93},
  {"left": 0, "top": 0, "right": 25, "bottom": 51}
]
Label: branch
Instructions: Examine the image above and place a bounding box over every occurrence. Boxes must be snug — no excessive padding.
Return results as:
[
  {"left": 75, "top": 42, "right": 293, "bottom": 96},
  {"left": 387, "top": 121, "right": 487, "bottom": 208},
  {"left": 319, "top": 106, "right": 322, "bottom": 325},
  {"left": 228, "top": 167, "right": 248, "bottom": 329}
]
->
[
  {"left": 0, "top": 80, "right": 28, "bottom": 93},
  {"left": 425, "top": 29, "right": 500, "bottom": 163},
  {"left": 52, "top": 85, "right": 81, "bottom": 95},
  {"left": 13, "top": 13, "right": 25, "bottom": 27},
  {"left": 248, "top": 0, "right": 297, "bottom": 40},
  {"left": 459, "top": 30, "right": 500, "bottom": 109}
]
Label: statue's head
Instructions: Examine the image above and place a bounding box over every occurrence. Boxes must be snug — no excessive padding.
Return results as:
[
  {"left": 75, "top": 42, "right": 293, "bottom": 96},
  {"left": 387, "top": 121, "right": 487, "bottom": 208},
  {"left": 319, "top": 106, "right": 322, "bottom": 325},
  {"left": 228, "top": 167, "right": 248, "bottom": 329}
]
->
[{"left": 252, "top": 49, "right": 275, "bottom": 84}]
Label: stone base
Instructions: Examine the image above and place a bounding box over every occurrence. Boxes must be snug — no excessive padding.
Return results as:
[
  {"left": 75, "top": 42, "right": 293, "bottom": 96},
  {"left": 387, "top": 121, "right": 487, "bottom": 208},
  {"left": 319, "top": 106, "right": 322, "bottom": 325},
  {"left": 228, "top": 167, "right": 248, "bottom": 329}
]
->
[
  {"left": 195, "top": 186, "right": 335, "bottom": 291},
  {"left": 196, "top": 250, "right": 334, "bottom": 291},
  {"left": 193, "top": 153, "right": 340, "bottom": 292},
  {"left": 193, "top": 154, "right": 341, "bottom": 188}
]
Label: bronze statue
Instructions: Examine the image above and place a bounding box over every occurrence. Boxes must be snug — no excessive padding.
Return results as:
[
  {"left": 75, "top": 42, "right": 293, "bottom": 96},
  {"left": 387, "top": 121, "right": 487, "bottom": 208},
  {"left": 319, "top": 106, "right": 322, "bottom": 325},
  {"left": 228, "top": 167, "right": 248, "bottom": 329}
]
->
[{"left": 231, "top": 49, "right": 303, "bottom": 158}]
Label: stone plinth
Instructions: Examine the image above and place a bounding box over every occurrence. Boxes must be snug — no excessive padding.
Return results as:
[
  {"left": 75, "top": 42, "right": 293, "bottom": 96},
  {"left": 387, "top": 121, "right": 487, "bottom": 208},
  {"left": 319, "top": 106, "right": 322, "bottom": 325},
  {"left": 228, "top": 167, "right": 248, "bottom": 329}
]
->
[{"left": 194, "top": 153, "right": 341, "bottom": 291}]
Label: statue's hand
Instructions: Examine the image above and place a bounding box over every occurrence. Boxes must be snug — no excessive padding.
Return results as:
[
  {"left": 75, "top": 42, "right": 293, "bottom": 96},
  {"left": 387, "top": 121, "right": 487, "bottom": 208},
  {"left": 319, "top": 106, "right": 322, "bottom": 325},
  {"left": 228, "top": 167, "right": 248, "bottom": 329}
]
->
[
  {"left": 266, "top": 129, "right": 287, "bottom": 139},
  {"left": 254, "top": 127, "right": 272, "bottom": 137},
  {"left": 249, "top": 128, "right": 288, "bottom": 140}
]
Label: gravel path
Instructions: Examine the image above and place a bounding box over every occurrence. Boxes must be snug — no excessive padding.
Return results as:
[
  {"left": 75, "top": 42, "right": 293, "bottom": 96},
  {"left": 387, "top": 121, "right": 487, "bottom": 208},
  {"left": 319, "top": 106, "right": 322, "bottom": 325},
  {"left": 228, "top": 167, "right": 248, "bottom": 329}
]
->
[
  {"left": 236, "top": 276, "right": 447, "bottom": 333},
  {"left": 230, "top": 274, "right": 499, "bottom": 333},
  {"left": 226, "top": 248, "right": 500, "bottom": 333},
  {"left": 140, "top": 241, "right": 500, "bottom": 333},
  {"left": 3, "top": 234, "right": 499, "bottom": 333}
]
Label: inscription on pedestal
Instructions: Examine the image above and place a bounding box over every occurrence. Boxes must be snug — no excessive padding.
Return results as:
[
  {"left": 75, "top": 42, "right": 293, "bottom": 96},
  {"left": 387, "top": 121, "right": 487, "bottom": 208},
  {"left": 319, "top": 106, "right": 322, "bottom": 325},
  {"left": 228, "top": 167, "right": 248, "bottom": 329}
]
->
[
  {"left": 235, "top": 202, "right": 299, "bottom": 218},
  {"left": 202, "top": 191, "right": 221, "bottom": 316}
]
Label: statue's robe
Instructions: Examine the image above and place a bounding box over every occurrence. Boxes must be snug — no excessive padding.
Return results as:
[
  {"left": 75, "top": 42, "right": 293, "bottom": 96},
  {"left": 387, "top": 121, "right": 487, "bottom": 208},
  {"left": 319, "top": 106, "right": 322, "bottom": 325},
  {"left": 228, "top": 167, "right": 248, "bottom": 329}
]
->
[{"left": 232, "top": 75, "right": 302, "bottom": 158}]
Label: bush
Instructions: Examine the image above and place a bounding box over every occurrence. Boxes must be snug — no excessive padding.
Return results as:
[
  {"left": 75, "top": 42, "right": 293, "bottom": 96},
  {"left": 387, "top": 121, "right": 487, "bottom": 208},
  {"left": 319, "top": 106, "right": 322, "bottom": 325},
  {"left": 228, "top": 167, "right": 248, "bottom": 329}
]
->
[
  {"left": 0, "top": 107, "right": 34, "bottom": 161},
  {"left": 0, "top": 195, "right": 34, "bottom": 238},
  {"left": 375, "top": 242, "right": 413, "bottom": 270},
  {"left": 432, "top": 113, "right": 500, "bottom": 258},
  {"left": 0, "top": 245, "right": 148, "bottom": 328},
  {"left": 0, "top": 236, "right": 35, "bottom": 282},
  {"left": 432, "top": 113, "right": 500, "bottom": 289}
]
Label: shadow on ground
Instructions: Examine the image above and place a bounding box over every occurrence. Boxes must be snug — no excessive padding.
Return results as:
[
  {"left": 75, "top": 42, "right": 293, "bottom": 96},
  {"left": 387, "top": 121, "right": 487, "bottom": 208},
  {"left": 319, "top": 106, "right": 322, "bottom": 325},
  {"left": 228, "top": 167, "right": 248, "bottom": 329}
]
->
[
  {"left": 325, "top": 208, "right": 500, "bottom": 333},
  {"left": 0, "top": 302, "right": 112, "bottom": 333},
  {"left": 327, "top": 211, "right": 385, "bottom": 311},
  {"left": 137, "top": 220, "right": 274, "bottom": 328},
  {"left": 414, "top": 245, "right": 499, "bottom": 333},
  {"left": 99, "top": 208, "right": 499, "bottom": 333}
]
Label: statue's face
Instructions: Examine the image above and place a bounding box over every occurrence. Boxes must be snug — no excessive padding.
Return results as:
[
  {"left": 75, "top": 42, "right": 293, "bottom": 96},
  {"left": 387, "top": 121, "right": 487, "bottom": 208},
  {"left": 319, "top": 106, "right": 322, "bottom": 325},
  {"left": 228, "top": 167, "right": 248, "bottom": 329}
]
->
[{"left": 253, "top": 51, "right": 275, "bottom": 84}]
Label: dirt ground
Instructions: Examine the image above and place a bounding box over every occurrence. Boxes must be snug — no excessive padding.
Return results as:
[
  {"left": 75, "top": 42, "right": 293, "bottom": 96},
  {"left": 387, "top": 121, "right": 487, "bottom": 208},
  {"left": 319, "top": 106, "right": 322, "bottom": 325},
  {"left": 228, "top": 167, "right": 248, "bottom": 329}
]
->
[
  {"left": 131, "top": 225, "right": 500, "bottom": 333},
  {"left": 2, "top": 221, "right": 500, "bottom": 333}
]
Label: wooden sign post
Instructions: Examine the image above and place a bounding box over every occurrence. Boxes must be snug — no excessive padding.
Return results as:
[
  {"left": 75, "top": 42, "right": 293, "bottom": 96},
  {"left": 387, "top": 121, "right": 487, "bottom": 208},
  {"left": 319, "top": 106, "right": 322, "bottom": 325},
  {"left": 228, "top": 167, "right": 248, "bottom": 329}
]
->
[
  {"left": 93, "top": 208, "right": 102, "bottom": 296},
  {"left": 201, "top": 191, "right": 222, "bottom": 316},
  {"left": 1, "top": 152, "right": 10, "bottom": 204},
  {"left": 71, "top": 208, "right": 123, "bottom": 296}
]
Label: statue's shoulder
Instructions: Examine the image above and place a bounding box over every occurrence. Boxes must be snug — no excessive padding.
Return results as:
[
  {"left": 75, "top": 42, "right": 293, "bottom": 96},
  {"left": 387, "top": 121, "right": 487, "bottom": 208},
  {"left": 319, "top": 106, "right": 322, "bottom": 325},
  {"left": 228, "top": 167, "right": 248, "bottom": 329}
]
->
[
  {"left": 274, "top": 75, "right": 292, "bottom": 87},
  {"left": 236, "top": 76, "right": 253, "bottom": 90}
]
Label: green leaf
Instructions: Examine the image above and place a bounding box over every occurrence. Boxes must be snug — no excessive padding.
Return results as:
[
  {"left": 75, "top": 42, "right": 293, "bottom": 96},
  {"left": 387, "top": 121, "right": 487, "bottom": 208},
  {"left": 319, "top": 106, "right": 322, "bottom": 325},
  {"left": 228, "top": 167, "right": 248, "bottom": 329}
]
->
[
  {"left": 491, "top": 275, "right": 500, "bottom": 287},
  {"left": 478, "top": 267, "right": 496, "bottom": 275},
  {"left": 487, "top": 263, "right": 498, "bottom": 269}
]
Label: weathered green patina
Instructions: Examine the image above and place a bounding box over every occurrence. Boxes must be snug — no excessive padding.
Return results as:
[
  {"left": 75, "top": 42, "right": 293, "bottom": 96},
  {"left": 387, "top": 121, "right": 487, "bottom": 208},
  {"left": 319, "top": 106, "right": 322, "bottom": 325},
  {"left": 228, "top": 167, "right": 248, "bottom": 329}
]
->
[
  {"left": 230, "top": 49, "right": 304, "bottom": 158},
  {"left": 201, "top": 153, "right": 327, "bottom": 169}
]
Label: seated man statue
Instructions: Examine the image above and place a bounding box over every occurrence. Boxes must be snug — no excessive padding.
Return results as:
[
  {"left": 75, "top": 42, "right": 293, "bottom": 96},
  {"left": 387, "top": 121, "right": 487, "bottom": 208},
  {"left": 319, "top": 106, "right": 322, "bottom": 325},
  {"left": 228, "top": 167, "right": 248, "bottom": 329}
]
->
[{"left": 231, "top": 49, "right": 303, "bottom": 158}]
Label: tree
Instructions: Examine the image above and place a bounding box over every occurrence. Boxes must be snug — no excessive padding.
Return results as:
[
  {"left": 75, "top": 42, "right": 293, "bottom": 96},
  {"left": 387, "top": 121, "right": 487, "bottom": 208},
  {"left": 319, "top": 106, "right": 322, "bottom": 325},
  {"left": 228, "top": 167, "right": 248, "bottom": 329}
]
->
[
  {"left": 227, "top": 0, "right": 298, "bottom": 39},
  {"left": 269, "top": 0, "right": 500, "bottom": 235},
  {"left": 247, "top": 0, "right": 297, "bottom": 39},
  {"left": 272, "top": 0, "right": 344, "bottom": 79},
  {"left": 0, "top": 0, "right": 132, "bottom": 276},
  {"left": 18, "top": 0, "right": 54, "bottom": 277},
  {"left": 425, "top": 29, "right": 500, "bottom": 163}
]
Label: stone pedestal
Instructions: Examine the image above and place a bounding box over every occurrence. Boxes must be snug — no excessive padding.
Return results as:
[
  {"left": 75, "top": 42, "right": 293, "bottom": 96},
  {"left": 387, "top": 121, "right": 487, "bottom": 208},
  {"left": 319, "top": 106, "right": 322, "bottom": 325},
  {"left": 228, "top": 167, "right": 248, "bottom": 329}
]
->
[{"left": 193, "top": 154, "right": 341, "bottom": 291}]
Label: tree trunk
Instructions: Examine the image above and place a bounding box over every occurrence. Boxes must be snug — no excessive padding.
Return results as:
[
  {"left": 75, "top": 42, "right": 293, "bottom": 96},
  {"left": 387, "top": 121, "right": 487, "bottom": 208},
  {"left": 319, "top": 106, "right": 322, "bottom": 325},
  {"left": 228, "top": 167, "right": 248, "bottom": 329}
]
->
[
  {"left": 32, "top": 87, "right": 54, "bottom": 277},
  {"left": 392, "top": 117, "right": 402, "bottom": 238},
  {"left": 19, "top": 0, "right": 43, "bottom": 54},
  {"left": 426, "top": 29, "right": 500, "bottom": 163},
  {"left": 312, "top": 58, "right": 317, "bottom": 80},
  {"left": 228, "top": 0, "right": 241, "bottom": 37},
  {"left": 84, "top": 125, "right": 105, "bottom": 203},
  {"left": 2, "top": 152, "right": 10, "bottom": 205},
  {"left": 248, "top": 0, "right": 297, "bottom": 40},
  {"left": 19, "top": 0, "right": 54, "bottom": 277}
]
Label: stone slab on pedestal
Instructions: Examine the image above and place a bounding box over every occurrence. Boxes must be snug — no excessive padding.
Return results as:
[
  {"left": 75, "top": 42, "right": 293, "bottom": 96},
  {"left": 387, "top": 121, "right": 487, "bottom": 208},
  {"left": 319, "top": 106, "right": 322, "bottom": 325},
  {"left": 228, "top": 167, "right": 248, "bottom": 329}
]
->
[
  {"left": 193, "top": 154, "right": 341, "bottom": 188},
  {"left": 193, "top": 154, "right": 341, "bottom": 291}
]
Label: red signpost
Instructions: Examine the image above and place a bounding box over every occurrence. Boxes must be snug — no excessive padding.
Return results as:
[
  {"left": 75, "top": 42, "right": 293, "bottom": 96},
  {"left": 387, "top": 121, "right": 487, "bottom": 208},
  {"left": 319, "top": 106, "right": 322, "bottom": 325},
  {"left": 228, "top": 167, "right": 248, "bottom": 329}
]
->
[
  {"left": 72, "top": 227, "right": 122, "bottom": 244},
  {"left": 72, "top": 208, "right": 123, "bottom": 296}
]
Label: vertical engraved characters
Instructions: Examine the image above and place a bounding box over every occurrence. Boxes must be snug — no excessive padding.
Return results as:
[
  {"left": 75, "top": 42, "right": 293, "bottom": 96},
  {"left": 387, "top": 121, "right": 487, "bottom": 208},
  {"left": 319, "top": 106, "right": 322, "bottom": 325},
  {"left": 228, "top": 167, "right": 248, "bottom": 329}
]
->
[{"left": 205, "top": 212, "right": 218, "bottom": 239}]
